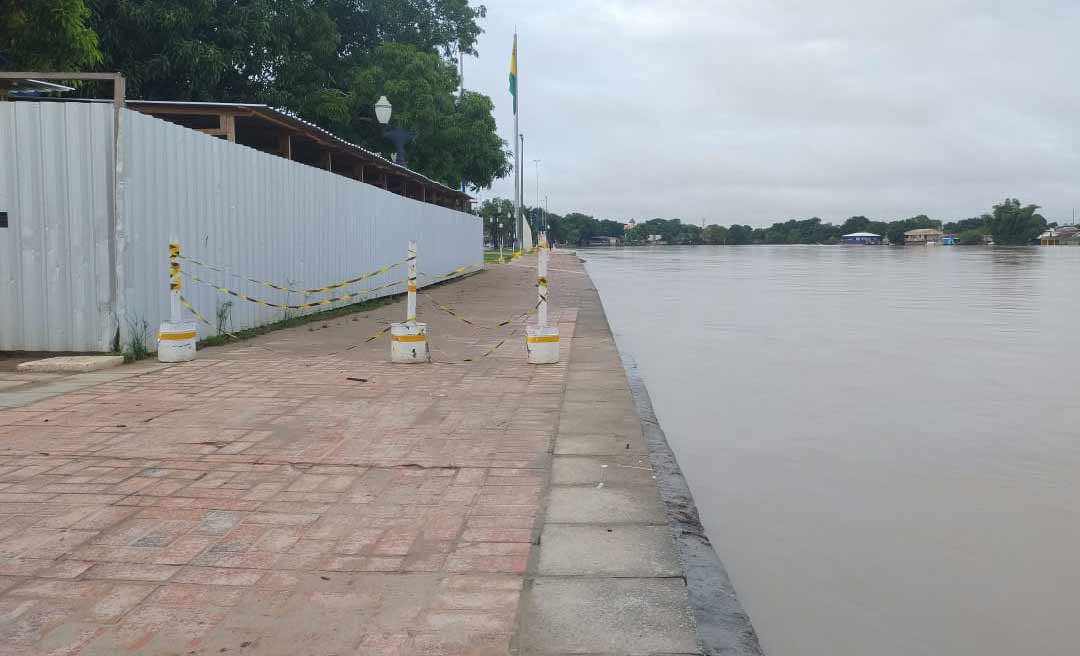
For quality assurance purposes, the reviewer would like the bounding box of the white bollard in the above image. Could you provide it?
[158,238,197,362]
[526,237,560,364]
[390,321,428,363]
[391,240,428,363]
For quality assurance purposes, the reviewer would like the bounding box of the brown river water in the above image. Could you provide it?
[581,245,1080,656]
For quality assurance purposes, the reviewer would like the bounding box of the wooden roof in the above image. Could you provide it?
[126,100,471,209]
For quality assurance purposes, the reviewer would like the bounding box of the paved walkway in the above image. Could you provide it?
[0,253,700,655]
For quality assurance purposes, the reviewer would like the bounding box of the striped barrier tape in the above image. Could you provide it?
[179,295,240,340]
[424,294,541,330]
[418,264,479,284]
[365,325,393,343]
[177,254,403,295]
[182,270,390,310]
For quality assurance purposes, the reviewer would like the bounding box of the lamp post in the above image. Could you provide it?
[375,95,415,168]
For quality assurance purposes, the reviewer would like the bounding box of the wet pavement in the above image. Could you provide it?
[0,253,701,655]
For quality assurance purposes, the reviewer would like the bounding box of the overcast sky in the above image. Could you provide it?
[465,0,1080,226]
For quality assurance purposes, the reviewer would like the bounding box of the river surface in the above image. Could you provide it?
[581,245,1080,656]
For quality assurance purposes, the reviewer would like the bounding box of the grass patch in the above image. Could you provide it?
[122,315,151,363]
[484,250,507,264]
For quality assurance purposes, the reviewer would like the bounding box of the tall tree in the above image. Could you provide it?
[986,198,1046,245]
[0,0,101,69]
[4,0,507,192]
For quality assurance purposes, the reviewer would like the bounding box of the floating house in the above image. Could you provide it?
[841,232,882,245]
[942,234,958,245]
[904,228,943,244]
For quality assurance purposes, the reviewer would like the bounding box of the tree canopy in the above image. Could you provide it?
[0,0,101,69]
[984,198,1047,246]
[478,197,1051,247]
[1,0,508,191]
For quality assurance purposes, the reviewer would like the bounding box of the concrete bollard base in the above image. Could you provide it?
[391,321,428,363]
[157,321,197,363]
[526,325,560,364]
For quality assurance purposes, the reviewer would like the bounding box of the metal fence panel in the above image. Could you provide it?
[0,105,480,352]
[0,102,115,351]
[119,109,481,344]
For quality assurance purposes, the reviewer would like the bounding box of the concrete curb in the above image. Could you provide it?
[616,347,765,656]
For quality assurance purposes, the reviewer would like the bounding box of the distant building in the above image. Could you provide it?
[587,235,622,247]
[1038,226,1080,245]
[904,228,943,244]
[841,232,882,245]
[623,219,637,232]
[942,235,958,245]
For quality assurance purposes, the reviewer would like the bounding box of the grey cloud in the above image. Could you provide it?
[468,0,1080,224]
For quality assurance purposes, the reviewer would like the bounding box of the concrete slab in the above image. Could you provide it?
[554,434,648,455]
[517,577,699,655]
[16,355,125,373]
[546,486,667,524]
[0,391,61,407]
[538,525,682,577]
[551,455,655,486]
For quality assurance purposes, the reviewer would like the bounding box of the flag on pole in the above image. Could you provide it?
[509,34,518,114]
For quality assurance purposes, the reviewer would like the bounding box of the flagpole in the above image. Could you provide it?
[512,32,521,251]
[514,105,520,249]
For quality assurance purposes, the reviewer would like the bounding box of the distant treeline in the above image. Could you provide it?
[479,198,1051,247]
[478,198,623,247]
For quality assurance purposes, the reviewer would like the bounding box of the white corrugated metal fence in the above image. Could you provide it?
[0,105,482,352]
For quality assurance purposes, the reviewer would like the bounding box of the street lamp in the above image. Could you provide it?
[374,95,415,168]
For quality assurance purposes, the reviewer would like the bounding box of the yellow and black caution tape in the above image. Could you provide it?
[182,271,389,310]
[179,295,212,328]
[179,295,239,341]
[423,294,540,330]
[418,264,479,284]
[177,254,403,295]
[364,325,393,343]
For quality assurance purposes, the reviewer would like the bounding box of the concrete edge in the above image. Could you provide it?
[16,355,125,373]
[613,331,765,655]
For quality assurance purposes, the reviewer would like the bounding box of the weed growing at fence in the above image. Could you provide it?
[215,300,234,336]
[123,315,151,362]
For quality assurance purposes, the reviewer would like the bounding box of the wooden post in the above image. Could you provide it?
[382,173,389,190]
[354,164,365,181]
[277,133,292,160]
[320,150,333,171]
[112,74,126,109]
[223,114,236,143]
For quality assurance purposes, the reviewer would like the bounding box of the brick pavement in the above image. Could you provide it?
[0,254,585,656]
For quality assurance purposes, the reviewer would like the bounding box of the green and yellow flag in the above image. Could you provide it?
[509,34,518,114]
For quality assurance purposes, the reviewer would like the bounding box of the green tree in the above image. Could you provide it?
[727,224,754,245]
[986,198,1046,245]
[344,43,509,189]
[0,0,101,69]
[703,224,729,244]
[625,224,648,244]
[957,228,988,245]
[14,0,508,192]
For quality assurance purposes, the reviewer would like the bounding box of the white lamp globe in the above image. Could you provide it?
[374,95,392,125]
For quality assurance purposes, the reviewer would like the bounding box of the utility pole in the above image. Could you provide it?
[533,159,541,209]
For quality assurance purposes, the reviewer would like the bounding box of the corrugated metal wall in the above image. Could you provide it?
[0,102,116,351]
[119,109,481,344]
[0,105,482,351]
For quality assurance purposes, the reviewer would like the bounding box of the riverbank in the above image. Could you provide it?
[0,252,756,655]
